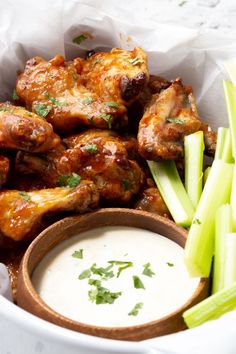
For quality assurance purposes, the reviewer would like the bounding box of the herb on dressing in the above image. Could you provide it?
[58,173,81,188]
[166,117,183,124]
[142,263,155,277]
[128,58,144,66]
[72,249,83,259]
[90,263,114,280]
[35,103,52,118]
[78,269,91,280]
[89,285,122,305]
[166,262,174,267]
[100,113,113,129]
[128,302,143,316]
[133,275,145,289]
[105,101,119,108]
[19,191,31,202]
[108,260,133,277]
[84,144,98,154]
[12,89,19,100]
[73,34,87,45]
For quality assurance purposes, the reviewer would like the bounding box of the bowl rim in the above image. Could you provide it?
[17,208,208,340]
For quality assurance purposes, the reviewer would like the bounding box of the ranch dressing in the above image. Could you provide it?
[32,226,199,327]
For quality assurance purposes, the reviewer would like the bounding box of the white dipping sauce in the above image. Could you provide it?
[32,226,199,327]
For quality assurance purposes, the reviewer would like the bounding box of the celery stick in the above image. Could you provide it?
[223,233,236,288]
[184,160,234,277]
[222,128,234,163]
[224,59,236,86]
[215,127,227,160]
[203,166,211,186]
[230,165,236,228]
[183,281,236,328]
[147,160,195,227]
[184,131,204,208]
[212,204,233,294]
[223,81,236,158]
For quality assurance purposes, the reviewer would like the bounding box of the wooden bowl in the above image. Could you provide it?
[17,208,209,341]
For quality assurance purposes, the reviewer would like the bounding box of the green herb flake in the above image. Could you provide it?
[142,263,155,277]
[100,113,113,129]
[93,58,101,66]
[166,117,184,125]
[179,0,187,6]
[90,263,114,280]
[193,218,201,225]
[89,285,122,305]
[122,179,131,191]
[88,279,101,287]
[128,302,143,316]
[82,97,93,104]
[58,173,81,188]
[43,92,65,108]
[105,101,119,108]
[166,262,174,267]
[73,34,87,45]
[18,191,31,202]
[12,89,19,100]
[84,144,98,154]
[133,275,145,289]
[108,260,133,278]
[72,249,83,259]
[78,269,91,280]
[34,103,52,118]
[128,57,144,66]
[73,73,79,80]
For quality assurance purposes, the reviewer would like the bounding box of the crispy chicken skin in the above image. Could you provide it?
[0,180,99,243]
[0,103,60,152]
[135,187,170,218]
[0,155,10,187]
[16,129,144,203]
[16,49,148,132]
[138,78,202,160]
[201,122,217,157]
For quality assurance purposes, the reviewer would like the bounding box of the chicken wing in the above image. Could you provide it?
[16,129,144,203]
[0,103,60,152]
[0,180,99,243]
[0,155,10,187]
[138,78,202,160]
[16,48,148,132]
[135,187,170,218]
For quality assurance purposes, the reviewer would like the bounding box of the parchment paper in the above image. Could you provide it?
[0,0,236,353]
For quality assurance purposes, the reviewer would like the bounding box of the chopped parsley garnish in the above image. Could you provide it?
[179,0,187,6]
[43,92,65,108]
[73,73,79,80]
[108,260,133,278]
[142,263,155,277]
[128,57,144,66]
[105,101,119,108]
[166,262,174,267]
[12,89,19,100]
[166,117,183,124]
[18,191,31,202]
[193,218,201,225]
[128,302,143,316]
[58,173,81,188]
[72,34,87,45]
[78,269,91,280]
[88,279,101,287]
[122,179,131,191]
[90,263,114,280]
[72,249,83,259]
[89,285,122,305]
[93,58,101,66]
[84,144,98,154]
[82,97,93,104]
[34,103,52,118]
[100,113,113,129]
[133,275,145,289]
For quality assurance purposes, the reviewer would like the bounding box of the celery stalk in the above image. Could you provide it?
[147,160,195,227]
[221,128,233,163]
[184,160,234,277]
[223,81,236,158]
[184,131,204,208]
[230,165,236,228]
[223,233,236,288]
[215,127,227,160]
[224,59,236,86]
[212,204,233,294]
[183,281,236,328]
[203,166,211,186]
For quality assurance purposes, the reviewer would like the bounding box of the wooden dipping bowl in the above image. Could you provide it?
[17,208,209,341]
